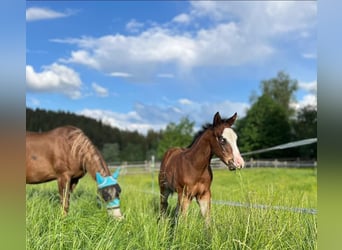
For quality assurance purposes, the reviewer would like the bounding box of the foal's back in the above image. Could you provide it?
[159,146,208,191]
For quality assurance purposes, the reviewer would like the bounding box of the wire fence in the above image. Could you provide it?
[107,138,317,215]
[108,137,317,173]
[108,158,317,175]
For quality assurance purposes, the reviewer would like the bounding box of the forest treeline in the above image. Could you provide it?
[26,72,317,162]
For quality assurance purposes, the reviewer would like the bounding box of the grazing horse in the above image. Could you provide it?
[158,112,244,224]
[26,125,123,218]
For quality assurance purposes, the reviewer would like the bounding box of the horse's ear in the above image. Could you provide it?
[96,172,104,185]
[213,112,222,126]
[226,112,237,126]
[112,167,120,179]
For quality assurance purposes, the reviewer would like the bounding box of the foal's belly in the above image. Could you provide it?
[188,183,210,197]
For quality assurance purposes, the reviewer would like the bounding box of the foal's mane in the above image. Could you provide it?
[187,118,233,148]
[68,127,109,177]
[187,123,213,148]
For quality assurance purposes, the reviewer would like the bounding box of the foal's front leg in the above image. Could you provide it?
[178,191,191,217]
[197,190,211,225]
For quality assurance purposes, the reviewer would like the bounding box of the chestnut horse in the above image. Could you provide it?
[158,112,244,224]
[26,125,123,218]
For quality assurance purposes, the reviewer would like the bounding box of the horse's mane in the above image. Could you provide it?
[187,118,234,148]
[187,123,213,148]
[68,127,109,177]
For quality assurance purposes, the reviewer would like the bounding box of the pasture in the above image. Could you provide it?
[26,167,317,249]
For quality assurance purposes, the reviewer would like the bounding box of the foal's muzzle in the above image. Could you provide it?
[107,206,123,219]
[227,161,237,171]
[106,197,123,220]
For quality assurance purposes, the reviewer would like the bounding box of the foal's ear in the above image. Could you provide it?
[226,112,238,126]
[213,112,222,126]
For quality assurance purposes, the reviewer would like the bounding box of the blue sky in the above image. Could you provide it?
[26,1,317,134]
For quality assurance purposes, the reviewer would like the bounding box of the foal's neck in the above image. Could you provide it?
[186,129,213,170]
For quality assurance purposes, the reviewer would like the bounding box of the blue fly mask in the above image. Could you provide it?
[96,168,123,218]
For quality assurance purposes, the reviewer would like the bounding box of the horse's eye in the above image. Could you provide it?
[218,136,226,145]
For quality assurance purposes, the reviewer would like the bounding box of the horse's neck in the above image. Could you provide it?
[186,130,213,170]
[84,153,110,179]
[70,129,111,179]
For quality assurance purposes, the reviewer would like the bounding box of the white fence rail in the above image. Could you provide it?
[108,158,316,174]
[108,138,317,173]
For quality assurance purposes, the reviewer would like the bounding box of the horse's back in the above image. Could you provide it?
[160,147,184,171]
[26,126,78,184]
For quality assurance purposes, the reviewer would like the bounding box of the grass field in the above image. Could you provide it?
[26,168,317,249]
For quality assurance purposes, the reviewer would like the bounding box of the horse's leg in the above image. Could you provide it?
[70,178,79,193]
[196,190,211,225]
[178,191,191,217]
[57,174,71,215]
[159,185,170,216]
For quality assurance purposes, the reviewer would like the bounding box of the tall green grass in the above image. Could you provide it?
[26,168,317,249]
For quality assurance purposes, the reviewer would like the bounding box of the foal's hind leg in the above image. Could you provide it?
[159,186,171,216]
[57,174,71,215]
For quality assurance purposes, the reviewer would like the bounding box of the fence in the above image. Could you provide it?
[108,137,317,173]
[108,158,316,174]
[107,138,317,215]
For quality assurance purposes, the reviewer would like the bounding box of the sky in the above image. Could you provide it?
[26,1,317,134]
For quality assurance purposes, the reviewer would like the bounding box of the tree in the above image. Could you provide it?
[260,71,298,117]
[102,143,120,163]
[236,94,291,158]
[157,117,195,160]
[145,129,162,160]
[236,71,297,159]
[292,105,317,159]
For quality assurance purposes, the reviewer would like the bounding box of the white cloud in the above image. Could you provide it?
[26,63,82,99]
[79,108,164,135]
[26,97,40,108]
[178,98,193,105]
[172,13,191,24]
[52,2,315,82]
[291,94,317,111]
[55,24,272,80]
[190,1,316,35]
[299,94,317,108]
[92,83,108,97]
[157,73,174,78]
[109,72,133,78]
[302,53,316,59]
[78,98,249,134]
[59,50,100,69]
[292,80,317,110]
[26,7,73,22]
[126,19,144,33]
[299,80,317,94]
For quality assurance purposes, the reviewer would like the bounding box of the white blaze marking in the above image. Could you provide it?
[222,128,244,167]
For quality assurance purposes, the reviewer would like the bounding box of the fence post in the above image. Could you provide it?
[151,155,155,193]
